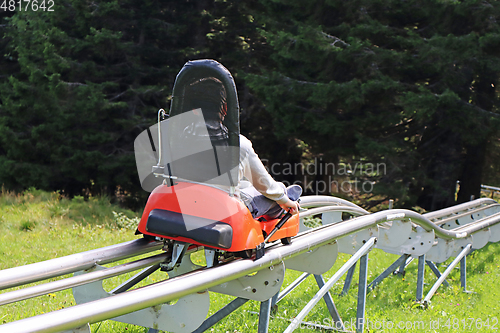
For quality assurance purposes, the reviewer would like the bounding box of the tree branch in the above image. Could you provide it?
[320,32,350,48]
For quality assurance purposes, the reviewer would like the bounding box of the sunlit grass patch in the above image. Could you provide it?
[1,189,499,332]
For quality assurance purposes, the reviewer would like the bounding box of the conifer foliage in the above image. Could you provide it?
[0,0,499,210]
[244,0,500,210]
[0,0,214,198]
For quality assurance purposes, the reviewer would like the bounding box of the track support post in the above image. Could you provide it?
[258,298,272,333]
[425,261,450,287]
[423,244,472,306]
[282,237,376,333]
[340,262,356,296]
[416,254,425,302]
[395,255,413,276]
[356,254,369,333]
[367,253,409,294]
[314,274,344,330]
[460,253,470,293]
[193,297,249,333]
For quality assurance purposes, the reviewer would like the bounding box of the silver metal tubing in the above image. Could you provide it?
[283,237,376,333]
[0,213,393,333]
[434,204,500,227]
[314,274,344,330]
[299,195,370,213]
[110,264,161,295]
[423,244,472,304]
[300,205,369,218]
[481,184,500,192]
[0,238,162,291]
[2,203,497,332]
[424,198,497,221]
[0,253,169,306]
[451,211,500,234]
[370,208,497,240]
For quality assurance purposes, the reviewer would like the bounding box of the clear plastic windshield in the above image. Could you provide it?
[134,109,239,192]
[135,62,240,193]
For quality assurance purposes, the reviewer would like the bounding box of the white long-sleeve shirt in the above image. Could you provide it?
[238,135,288,204]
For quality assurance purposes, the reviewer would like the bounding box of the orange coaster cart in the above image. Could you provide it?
[134,59,299,267]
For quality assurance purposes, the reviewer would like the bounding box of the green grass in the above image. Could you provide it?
[1,189,499,332]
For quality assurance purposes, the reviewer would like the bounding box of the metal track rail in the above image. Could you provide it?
[0,253,170,306]
[0,209,429,333]
[1,197,500,333]
[0,238,163,291]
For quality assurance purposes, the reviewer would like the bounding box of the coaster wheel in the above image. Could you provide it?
[235,249,253,259]
[281,237,292,245]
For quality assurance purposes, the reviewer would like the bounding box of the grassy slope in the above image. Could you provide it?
[0,189,499,332]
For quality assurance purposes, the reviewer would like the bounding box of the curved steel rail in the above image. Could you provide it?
[424,198,498,221]
[2,197,500,332]
[299,195,370,214]
[0,210,389,332]
[0,238,162,291]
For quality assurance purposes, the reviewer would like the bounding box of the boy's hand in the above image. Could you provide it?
[280,198,300,215]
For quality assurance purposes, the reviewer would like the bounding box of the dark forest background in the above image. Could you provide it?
[1,0,499,211]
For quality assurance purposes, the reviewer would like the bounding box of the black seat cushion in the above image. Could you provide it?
[146,209,233,249]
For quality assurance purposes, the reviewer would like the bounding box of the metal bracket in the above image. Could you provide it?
[337,226,378,255]
[321,211,343,225]
[451,237,473,257]
[469,228,491,250]
[378,226,434,256]
[72,264,210,333]
[204,248,217,268]
[376,219,412,248]
[168,252,285,302]
[489,222,500,242]
[284,241,338,275]
[210,262,285,301]
[426,238,455,263]
[161,242,188,271]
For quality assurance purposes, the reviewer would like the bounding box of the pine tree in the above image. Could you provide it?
[243,0,500,209]
[0,0,222,203]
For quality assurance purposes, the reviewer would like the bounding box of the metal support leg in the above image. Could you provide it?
[314,274,344,331]
[111,264,162,333]
[356,254,369,333]
[258,298,272,333]
[270,291,279,312]
[395,256,413,276]
[416,255,425,301]
[193,298,249,333]
[283,238,376,333]
[341,262,356,296]
[368,254,409,293]
[461,254,468,292]
[110,264,160,294]
[423,244,472,305]
[426,261,449,287]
